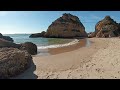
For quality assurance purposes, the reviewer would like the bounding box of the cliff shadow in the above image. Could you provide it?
[12,59,38,79]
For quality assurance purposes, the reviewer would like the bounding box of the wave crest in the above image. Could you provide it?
[37,39,79,49]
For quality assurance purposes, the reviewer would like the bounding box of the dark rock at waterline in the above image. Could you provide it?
[0,47,32,79]
[0,33,13,42]
[29,33,41,38]
[20,42,37,55]
[95,16,120,38]
[0,38,37,55]
[29,31,46,38]
[2,36,14,42]
[0,38,20,48]
[0,33,14,42]
[0,33,3,38]
[45,13,88,38]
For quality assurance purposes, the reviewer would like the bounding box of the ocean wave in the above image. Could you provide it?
[37,39,79,49]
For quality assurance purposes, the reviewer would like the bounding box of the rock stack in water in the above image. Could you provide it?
[95,16,120,38]
[29,31,46,38]
[45,13,88,38]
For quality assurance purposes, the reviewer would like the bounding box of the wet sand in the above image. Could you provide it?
[48,39,86,55]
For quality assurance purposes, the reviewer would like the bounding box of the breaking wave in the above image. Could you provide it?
[37,39,79,49]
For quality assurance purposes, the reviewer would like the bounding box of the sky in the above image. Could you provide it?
[0,11,120,34]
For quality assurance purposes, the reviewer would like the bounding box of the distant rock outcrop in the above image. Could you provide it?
[0,33,14,42]
[95,16,120,38]
[29,31,46,38]
[0,48,32,79]
[0,33,3,38]
[20,42,37,55]
[88,32,95,38]
[45,13,88,38]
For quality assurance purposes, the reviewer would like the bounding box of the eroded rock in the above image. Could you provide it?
[45,13,88,38]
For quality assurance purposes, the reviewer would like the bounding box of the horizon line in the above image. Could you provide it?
[2,31,91,34]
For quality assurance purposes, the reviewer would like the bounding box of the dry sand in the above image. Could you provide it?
[13,38,120,79]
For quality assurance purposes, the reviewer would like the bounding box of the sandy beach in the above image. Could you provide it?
[13,38,120,79]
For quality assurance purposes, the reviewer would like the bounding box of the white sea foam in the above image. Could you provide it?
[37,39,79,49]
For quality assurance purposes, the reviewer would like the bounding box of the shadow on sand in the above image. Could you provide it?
[12,59,38,79]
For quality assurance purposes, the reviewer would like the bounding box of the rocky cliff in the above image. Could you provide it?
[45,13,88,38]
[95,16,120,38]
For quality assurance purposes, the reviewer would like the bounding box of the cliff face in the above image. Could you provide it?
[95,16,120,38]
[45,13,88,38]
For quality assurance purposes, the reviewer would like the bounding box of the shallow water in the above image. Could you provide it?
[4,34,74,47]
[4,34,91,56]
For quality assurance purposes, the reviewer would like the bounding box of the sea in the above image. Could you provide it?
[3,34,92,56]
[4,34,79,50]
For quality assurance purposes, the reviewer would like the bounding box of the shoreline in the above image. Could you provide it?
[34,38,90,56]
[14,38,120,79]
[35,38,87,56]
[48,38,88,55]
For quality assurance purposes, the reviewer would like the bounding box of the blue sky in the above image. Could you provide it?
[0,11,120,34]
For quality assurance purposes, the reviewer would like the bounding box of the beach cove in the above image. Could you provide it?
[12,38,120,79]
[1,12,120,79]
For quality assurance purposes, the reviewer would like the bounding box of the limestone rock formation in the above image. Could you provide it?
[45,13,88,38]
[0,33,14,42]
[0,48,32,79]
[95,16,120,38]
[29,31,46,38]
[20,42,37,55]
